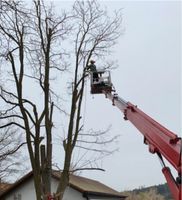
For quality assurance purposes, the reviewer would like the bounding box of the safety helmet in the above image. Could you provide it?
[90,60,95,64]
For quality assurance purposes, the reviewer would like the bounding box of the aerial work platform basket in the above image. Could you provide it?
[90,70,113,94]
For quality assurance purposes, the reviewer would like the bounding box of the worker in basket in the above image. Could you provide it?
[86,60,99,82]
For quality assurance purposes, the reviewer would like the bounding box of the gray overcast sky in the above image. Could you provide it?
[23,0,181,192]
[72,0,181,191]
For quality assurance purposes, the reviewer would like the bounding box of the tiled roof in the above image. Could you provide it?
[0,182,12,194]
[53,171,125,198]
[0,171,126,199]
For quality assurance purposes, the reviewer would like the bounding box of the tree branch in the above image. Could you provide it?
[0,122,25,130]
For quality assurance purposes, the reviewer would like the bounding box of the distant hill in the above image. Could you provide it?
[133,183,173,199]
[121,183,173,200]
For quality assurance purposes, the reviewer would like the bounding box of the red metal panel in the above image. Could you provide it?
[126,102,181,173]
[162,167,180,200]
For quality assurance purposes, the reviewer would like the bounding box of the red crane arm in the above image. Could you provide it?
[126,102,181,171]
[103,91,181,200]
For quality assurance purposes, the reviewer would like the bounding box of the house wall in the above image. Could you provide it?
[3,178,36,200]
[51,179,85,200]
[2,177,86,200]
[63,187,85,200]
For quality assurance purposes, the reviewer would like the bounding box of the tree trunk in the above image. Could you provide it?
[56,144,72,200]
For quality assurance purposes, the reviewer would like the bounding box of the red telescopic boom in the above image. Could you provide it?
[89,70,181,199]
[102,91,181,200]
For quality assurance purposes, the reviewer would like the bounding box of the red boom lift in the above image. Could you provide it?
[90,70,181,200]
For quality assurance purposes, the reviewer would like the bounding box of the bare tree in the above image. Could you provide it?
[0,0,122,199]
[0,126,24,181]
[56,1,122,199]
[0,0,70,199]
